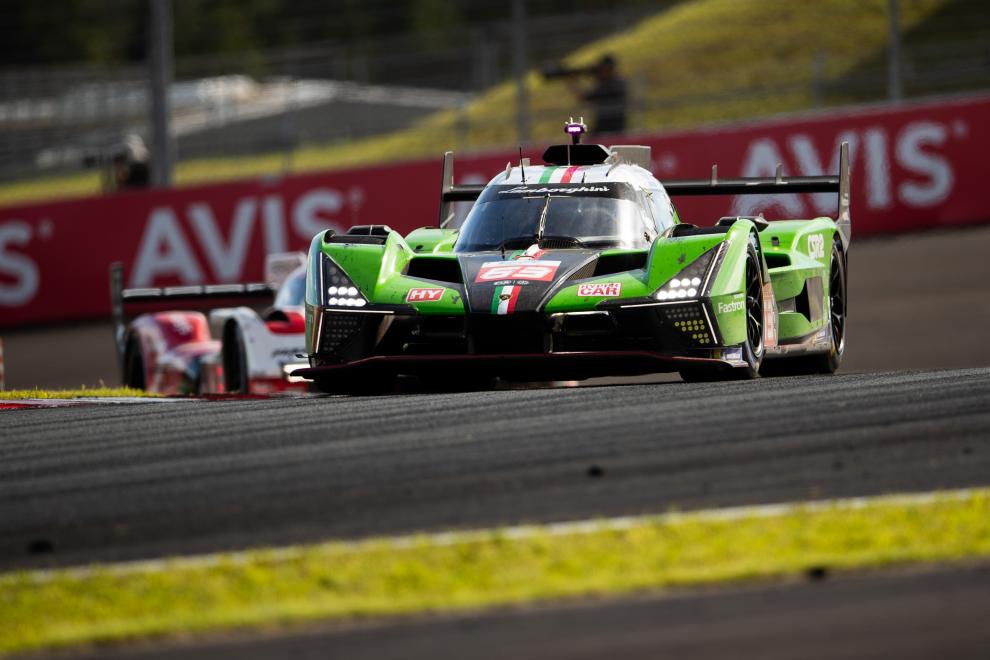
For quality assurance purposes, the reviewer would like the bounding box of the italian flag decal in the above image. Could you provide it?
[491,284,521,315]
[538,165,583,183]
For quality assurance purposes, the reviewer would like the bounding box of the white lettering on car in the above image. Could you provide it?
[476,261,561,282]
[577,282,622,297]
[406,288,445,302]
[499,185,609,195]
[807,234,825,260]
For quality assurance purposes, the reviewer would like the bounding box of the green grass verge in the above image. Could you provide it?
[0,386,156,400]
[0,0,951,209]
[2,490,988,655]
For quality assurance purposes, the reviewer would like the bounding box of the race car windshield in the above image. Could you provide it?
[274,269,306,308]
[454,183,653,252]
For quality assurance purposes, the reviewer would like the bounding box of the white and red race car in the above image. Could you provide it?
[110,253,309,395]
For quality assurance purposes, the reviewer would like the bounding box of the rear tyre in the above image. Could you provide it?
[122,338,146,390]
[222,323,249,393]
[679,243,764,382]
[761,239,846,377]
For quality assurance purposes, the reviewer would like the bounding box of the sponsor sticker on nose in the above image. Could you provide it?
[406,287,445,302]
[577,283,622,297]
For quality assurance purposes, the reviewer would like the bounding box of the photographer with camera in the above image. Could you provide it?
[543,54,627,135]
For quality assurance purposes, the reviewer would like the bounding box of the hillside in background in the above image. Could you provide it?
[0,0,977,207]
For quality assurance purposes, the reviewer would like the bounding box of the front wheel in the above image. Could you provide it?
[680,243,764,382]
[122,338,146,390]
[222,323,249,393]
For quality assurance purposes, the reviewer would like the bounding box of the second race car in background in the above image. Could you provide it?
[110,253,309,395]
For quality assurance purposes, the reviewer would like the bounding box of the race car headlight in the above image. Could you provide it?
[654,246,720,301]
[320,254,368,308]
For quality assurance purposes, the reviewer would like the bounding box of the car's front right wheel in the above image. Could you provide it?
[680,243,764,382]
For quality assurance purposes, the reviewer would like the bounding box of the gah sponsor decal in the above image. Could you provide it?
[475,261,561,283]
[717,299,745,314]
[577,282,622,297]
[406,287,445,302]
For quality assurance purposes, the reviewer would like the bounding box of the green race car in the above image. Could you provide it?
[295,121,850,392]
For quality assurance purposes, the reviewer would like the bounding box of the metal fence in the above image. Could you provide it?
[0,1,987,186]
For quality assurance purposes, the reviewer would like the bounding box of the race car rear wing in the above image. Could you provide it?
[663,142,851,249]
[109,261,274,369]
[436,142,851,248]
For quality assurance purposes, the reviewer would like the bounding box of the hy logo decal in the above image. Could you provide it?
[406,287,445,303]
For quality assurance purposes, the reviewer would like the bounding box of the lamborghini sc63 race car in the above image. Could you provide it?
[295,121,850,392]
[110,253,309,395]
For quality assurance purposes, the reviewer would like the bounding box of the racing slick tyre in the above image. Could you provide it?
[222,322,250,393]
[122,338,146,390]
[760,239,846,377]
[679,243,764,382]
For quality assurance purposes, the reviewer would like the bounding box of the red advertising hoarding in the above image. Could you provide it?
[1,93,988,328]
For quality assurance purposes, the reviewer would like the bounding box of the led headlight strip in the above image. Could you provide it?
[653,245,721,301]
[321,254,368,308]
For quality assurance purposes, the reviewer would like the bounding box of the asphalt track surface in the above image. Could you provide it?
[2,368,988,574]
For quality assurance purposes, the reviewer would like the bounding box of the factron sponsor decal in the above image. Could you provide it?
[577,282,622,297]
[406,287,445,302]
[717,299,745,314]
[475,261,561,283]
[491,284,521,315]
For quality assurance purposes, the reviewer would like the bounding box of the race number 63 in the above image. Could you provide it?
[475,261,562,282]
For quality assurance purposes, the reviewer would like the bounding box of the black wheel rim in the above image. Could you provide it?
[745,252,764,356]
[829,248,846,352]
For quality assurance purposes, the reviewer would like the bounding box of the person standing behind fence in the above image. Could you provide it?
[570,54,628,136]
[111,134,151,190]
